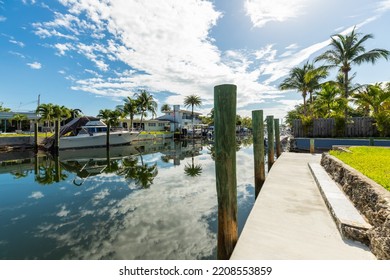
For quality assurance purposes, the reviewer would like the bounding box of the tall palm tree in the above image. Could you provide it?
[184,94,202,137]
[279,62,313,115]
[315,27,389,118]
[160,103,171,114]
[117,96,139,131]
[97,109,121,149]
[36,103,55,133]
[133,90,157,131]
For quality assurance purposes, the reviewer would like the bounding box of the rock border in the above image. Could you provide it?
[321,153,390,259]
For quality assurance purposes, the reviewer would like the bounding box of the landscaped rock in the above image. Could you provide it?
[321,153,390,260]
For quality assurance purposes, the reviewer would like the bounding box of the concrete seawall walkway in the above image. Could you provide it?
[230,152,375,260]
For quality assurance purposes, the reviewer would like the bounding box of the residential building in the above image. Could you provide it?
[156,105,202,132]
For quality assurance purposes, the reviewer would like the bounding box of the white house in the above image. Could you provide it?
[156,105,202,132]
[121,118,170,132]
[0,111,40,133]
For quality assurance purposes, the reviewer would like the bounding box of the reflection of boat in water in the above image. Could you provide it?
[59,120,140,149]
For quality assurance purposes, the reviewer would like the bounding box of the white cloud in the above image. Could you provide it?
[29,191,44,199]
[57,205,70,217]
[0,16,6,22]
[254,44,277,61]
[27,61,42,69]
[377,0,390,12]
[9,39,25,47]
[244,0,309,28]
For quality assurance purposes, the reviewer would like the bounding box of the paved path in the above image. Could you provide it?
[230,152,375,260]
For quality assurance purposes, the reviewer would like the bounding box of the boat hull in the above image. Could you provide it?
[59,131,139,149]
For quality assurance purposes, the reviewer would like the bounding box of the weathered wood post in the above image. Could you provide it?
[214,84,238,260]
[54,119,60,155]
[267,115,275,170]
[54,154,61,182]
[34,153,39,176]
[252,110,265,197]
[310,138,315,154]
[274,118,281,158]
[106,123,111,150]
[34,121,39,153]
[369,137,374,146]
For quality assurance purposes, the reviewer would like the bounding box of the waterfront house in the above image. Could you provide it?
[155,105,202,132]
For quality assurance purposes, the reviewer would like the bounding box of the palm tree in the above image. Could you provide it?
[315,27,389,119]
[353,83,390,115]
[160,103,171,114]
[116,97,139,131]
[12,114,28,131]
[184,94,202,137]
[70,108,83,119]
[279,62,315,116]
[36,103,55,133]
[133,90,157,131]
[97,109,121,149]
[313,82,340,118]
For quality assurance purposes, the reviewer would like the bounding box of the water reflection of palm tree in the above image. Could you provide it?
[35,156,67,185]
[117,155,139,180]
[135,163,158,188]
[184,156,202,177]
[117,148,158,189]
[184,140,203,177]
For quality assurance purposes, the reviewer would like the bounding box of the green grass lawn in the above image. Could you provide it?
[330,147,390,191]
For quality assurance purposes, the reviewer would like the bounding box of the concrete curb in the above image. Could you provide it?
[308,162,372,245]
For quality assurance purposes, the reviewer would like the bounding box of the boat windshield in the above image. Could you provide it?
[78,126,107,135]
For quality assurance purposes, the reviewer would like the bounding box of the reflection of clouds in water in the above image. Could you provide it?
[31,144,255,260]
[57,205,70,217]
[11,214,27,222]
[28,191,44,199]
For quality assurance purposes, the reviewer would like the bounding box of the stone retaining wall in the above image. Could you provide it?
[321,153,390,259]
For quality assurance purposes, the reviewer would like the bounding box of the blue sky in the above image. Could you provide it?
[1,0,390,121]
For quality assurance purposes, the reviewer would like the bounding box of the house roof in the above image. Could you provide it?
[0,111,39,120]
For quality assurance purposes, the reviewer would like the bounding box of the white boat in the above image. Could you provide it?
[59,120,140,149]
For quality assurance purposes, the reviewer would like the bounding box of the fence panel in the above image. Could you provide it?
[292,117,378,137]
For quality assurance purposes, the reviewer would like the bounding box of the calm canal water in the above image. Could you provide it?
[0,138,257,260]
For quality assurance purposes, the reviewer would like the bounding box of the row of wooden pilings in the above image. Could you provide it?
[214,84,282,260]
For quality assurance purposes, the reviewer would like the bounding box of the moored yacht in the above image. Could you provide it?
[59,120,140,149]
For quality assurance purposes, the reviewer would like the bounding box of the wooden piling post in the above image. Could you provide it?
[34,121,39,153]
[54,154,61,182]
[252,110,265,197]
[214,84,238,260]
[54,119,60,155]
[267,115,275,170]
[310,138,315,154]
[34,153,39,176]
[369,137,374,146]
[274,118,281,158]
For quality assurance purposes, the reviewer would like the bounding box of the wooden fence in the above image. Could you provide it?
[292,117,378,137]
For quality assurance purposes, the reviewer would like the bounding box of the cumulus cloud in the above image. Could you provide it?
[27,61,42,69]
[244,0,309,27]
